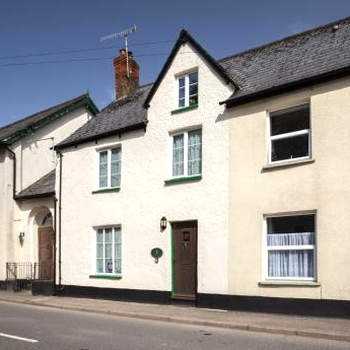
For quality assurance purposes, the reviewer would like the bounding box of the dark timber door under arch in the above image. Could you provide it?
[172,221,198,300]
[38,227,54,280]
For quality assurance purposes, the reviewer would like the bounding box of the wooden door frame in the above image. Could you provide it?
[171,220,198,300]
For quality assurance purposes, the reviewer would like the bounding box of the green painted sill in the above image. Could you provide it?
[171,104,198,115]
[92,187,120,194]
[164,174,202,184]
[89,275,122,280]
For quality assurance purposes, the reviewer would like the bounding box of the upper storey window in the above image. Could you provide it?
[99,148,121,189]
[178,71,198,108]
[268,104,310,164]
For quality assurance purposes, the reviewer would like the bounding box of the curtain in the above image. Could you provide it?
[188,130,202,175]
[114,228,122,274]
[111,148,121,187]
[267,232,314,278]
[173,135,184,176]
[99,151,108,188]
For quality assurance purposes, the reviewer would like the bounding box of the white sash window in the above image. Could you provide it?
[177,71,198,108]
[268,104,311,164]
[98,148,121,189]
[96,227,122,275]
[171,129,202,177]
[264,214,316,280]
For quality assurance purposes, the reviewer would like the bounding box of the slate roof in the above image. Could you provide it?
[0,94,99,144]
[16,170,55,200]
[55,84,152,149]
[219,16,350,106]
[56,16,350,149]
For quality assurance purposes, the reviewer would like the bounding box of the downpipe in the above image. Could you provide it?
[57,151,64,293]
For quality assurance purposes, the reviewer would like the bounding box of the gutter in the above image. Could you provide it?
[15,192,55,201]
[220,65,350,108]
[0,142,16,199]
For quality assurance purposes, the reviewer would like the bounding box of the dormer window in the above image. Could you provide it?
[178,71,198,108]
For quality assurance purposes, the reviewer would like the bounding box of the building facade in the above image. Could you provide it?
[2,16,350,317]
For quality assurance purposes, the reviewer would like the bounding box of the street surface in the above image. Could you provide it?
[0,301,349,349]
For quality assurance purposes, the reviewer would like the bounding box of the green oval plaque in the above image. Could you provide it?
[151,248,163,263]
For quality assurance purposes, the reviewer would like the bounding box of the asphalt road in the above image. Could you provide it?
[0,301,349,350]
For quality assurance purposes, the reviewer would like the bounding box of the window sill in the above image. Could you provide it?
[171,104,198,115]
[262,158,315,172]
[89,274,122,280]
[92,187,120,194]
[164,174,202,184]
[258,281,320,287]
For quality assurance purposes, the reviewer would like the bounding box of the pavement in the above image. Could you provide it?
[0,290,349,343]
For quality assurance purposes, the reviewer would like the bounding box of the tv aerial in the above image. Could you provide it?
[100,25,137,77]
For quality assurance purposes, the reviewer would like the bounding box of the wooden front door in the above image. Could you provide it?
[173,221,197,300]
[38,227,54,280]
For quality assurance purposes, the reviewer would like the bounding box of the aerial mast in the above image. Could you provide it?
[100,24,137,78]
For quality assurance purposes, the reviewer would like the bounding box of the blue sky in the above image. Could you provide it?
[0,0,349,127]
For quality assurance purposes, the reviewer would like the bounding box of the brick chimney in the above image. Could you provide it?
[113,49,139,99]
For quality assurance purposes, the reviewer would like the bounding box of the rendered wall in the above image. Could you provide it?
[59,42,233,294]
[0,107,94,281]
[227,76,350,301]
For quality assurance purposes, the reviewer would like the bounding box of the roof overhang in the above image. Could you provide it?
[220,65,350,108]
[2,95,99,145]
[54,120,148,151]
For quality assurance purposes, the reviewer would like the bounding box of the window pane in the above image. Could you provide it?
[179,87,185,99]
[105,259,113,273]
[270,104,309,136]
[97,229,103,243]
[99,151,108,188]
[267,215,315,235]
[189,72,198,84]
[179,98,185,107]
[105,244,112,259]
[173,134,184,176]
[179,77,185,87]
[271,134,309,162]
[268,250,314,278]
[111,148,121,187]
[189,84,198,97]
[114,228,122,274]
[114,228,122,244]
[114,259,121,274]
[267,232,314,246]
[189,95,198,106]
[105,228,112,242]
[96,259,104,273]
[96,244,103,258]
[188,130,202,175]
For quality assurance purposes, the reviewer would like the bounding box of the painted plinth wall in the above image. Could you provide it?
[227,76,350,302]
[58,42,233,295]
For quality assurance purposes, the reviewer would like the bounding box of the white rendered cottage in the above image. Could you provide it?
[0,95,98,291]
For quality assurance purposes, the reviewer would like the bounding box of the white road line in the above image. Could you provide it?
[0,332,39,343]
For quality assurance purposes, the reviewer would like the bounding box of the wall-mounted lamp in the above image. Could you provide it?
[19,232,25,246]
[160,217,167,231]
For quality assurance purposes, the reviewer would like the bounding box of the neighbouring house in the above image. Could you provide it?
[2,15,350,318]
[0,95,98,291]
